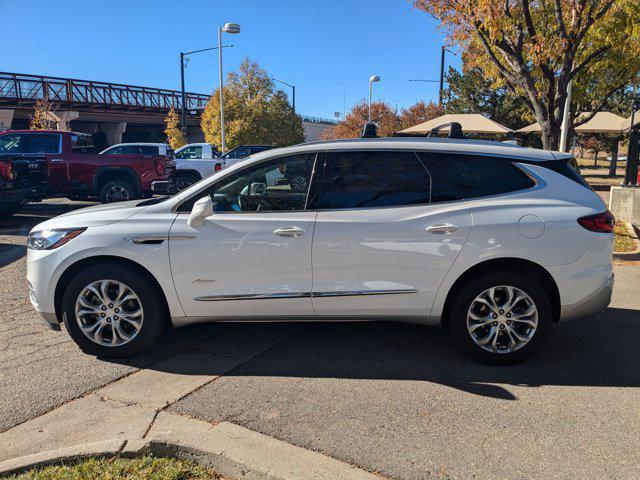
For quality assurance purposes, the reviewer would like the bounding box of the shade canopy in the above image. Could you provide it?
[516,111,626,134]
[621,110,640,131]
[399,113,512,135]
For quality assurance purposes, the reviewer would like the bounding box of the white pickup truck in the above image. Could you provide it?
[173,143,223,191]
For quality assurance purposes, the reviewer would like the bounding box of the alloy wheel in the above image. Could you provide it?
[74,279,144,347]
[466,285,538,353]
[105,185,130,202]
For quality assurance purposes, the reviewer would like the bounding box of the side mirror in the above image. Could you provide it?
[187,196,214,227]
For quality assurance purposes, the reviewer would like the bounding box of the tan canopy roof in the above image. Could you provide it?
[517,111,626,134]
[621,110,640,131]
[399,113,512,135]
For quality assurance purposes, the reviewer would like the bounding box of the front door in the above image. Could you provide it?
[310,150,472,317]
[169,152,318,318]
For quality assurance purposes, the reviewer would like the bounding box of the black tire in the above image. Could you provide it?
[99,180,135,203]
[448,271,552,364]
[288,173,308,193]
[61,263,167,358]
[174,172,201,192]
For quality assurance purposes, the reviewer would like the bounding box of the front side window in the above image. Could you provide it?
[176,146,203,159]
[317,151,431,209]
[179,153,316,213]
[71,134,95,154]
[431,153,536,199]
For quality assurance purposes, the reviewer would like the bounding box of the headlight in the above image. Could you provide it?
[27,228,86,250]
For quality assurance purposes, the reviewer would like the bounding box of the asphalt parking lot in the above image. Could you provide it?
[1,200,639,480]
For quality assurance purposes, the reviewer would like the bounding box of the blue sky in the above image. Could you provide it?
[0,0,460,119]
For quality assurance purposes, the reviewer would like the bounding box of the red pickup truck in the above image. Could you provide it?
[0,130,175,204]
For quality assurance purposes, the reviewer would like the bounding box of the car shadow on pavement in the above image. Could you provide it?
[0,243,26,268]
[109,306,640,401]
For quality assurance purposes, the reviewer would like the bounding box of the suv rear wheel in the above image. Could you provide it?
[448,271,552,364]
[100,180,135,203]
[61,264,167,358]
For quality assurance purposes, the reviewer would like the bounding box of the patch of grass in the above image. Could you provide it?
[3,455,226,480]
[614,221,637,253]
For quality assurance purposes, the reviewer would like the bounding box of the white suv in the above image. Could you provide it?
[26,137,614,363]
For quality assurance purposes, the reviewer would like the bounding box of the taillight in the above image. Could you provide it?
[215,162,222,172]
[578,210,615,233]
[154,158,165,175]
[0,162,15,181]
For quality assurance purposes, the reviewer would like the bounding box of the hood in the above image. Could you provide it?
[32,200,146,231]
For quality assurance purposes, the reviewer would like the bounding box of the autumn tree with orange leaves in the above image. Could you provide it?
[321,100,401,140]
[413,0,640,150]
[399,101,444,130]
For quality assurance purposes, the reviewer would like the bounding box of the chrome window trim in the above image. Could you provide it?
[194,289,419,302]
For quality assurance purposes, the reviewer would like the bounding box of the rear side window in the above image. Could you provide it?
[140,146,160,155]
[317,151,431,209]
[538,157,592,190]
[27,134,61,154]
[432,153,536,199]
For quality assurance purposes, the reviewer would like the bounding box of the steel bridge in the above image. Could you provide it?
[0,72,210,113]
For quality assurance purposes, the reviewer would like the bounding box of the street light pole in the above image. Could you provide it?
[439,46,446,105]
[368,75,380,122]
[179,44,234,136]
[180,52,187,135]
[272,78,296,112]
[218,22,240,154]
[335,82,346,119]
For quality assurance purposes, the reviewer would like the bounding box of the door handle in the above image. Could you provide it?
[50,158,65,163]
[426,223,458,234]
[273,226,305,237]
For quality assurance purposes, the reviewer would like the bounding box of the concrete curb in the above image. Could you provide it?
[0,413,383,479]
[0,439,127,476]
[613,222,640,261]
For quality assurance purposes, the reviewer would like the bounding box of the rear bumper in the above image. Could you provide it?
[559,273,614,322]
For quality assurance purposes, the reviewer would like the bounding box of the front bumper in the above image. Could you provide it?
[558,273,614,322]
[151,180,171,192]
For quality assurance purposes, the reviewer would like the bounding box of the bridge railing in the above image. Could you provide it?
[0,72,210,112]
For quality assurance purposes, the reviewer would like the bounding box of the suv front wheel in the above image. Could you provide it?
[448,271,552,364]
[61,264,167,358]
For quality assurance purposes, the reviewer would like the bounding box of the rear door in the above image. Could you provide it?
[26,133,66,193]
[310,150,472,317]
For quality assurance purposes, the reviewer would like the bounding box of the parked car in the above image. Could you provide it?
[221,145,276,167]
[0,133,50,215]
[605,155,627,162]
[0,131,175,203]
[100,143,173,157]
[173,143,223,191]
[26,136,613,363]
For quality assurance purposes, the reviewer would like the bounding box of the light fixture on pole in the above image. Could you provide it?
[180,44,234,136]
[218,22,241,154]
[272,78,296,112]
[368,75,380,122]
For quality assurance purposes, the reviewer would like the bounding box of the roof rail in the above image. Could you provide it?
[428,122,465,139]
[394,122,466,139]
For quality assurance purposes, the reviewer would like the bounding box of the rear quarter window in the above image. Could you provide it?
[432,153,536,199]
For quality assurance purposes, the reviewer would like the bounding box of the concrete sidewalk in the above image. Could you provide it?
[0,323,381,479]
